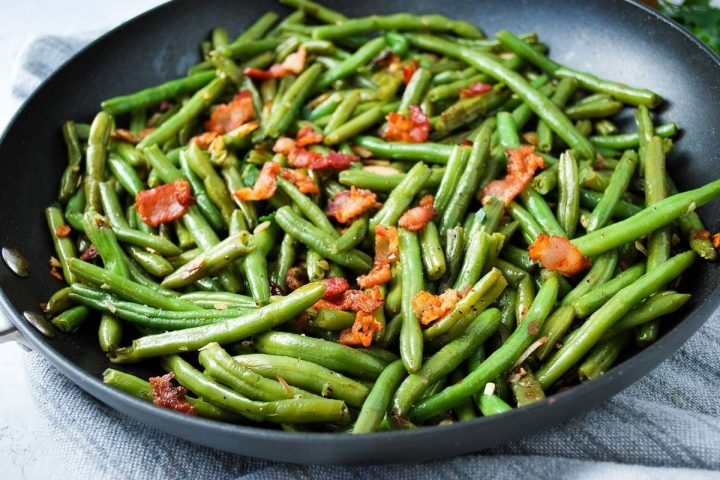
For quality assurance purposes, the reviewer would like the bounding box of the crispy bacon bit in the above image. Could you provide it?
[110,128,155,144]
[80,246,98,261]
[205,91,255,134]
[374,50,400,67]
[357,226,399,289]
[286,266,308,292]
[460,139,473,146]
[326,187,381,223]
[55,225,71,238]
[401,60,419,84]
[234,162,280,201]
[382,105,430,143]
[149,372,196,415]
[286,148,357,171]
[49,267,64,281]
[398,194,436,231]
[273,137,297,155]
[296,125,324,147]
[713,233,720,249]
[244,46,307,79]
[190,131,219,149]
[482,145,546,205]
[313,286,384,314]
[280,168,319,195]
[323,277,350,299]
[135,179,195,227]
[693,229,711,240]
[460,82,493,98]
[339,311,383,347]
[412,289,461,325]
[528,234,591,276]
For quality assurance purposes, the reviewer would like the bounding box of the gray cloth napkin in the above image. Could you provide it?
[10,34,720,479]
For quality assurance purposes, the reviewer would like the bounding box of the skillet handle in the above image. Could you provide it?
[0,314,24,346]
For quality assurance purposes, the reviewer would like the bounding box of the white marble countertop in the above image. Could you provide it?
[0,2,164,477]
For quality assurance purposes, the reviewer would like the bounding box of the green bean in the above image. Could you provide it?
[537,78,578,152]
[353,359,406,433]
[537,251,694,388]
[561,250,619,307]
[280,0,346,25]
[44,287,75,315]
[199,343,320,402]
[163,355,349,424]
[583,150,638,232]
[420,222,446,281]
[101,71,216,115]
[407,34,595,159]
[46,205,78,284]
[161,231,254,288]
[254,331,387,379]
[181,149,227,230]
[440,226,464,290]
[507,201,543,245]
[335,217,368,252]
[115,141,145,168]
[138,77,228,148]
[509,366,545,407]
[496,111,520,150]
[277,177,336,235]
[370,162,431,229]
[241,223,276,305]
[58,121,83,203]
[324,106,385,145]
[306,249,326,282]
[317,37,386,89]
[275,206,372,271]
[218,38,282,60]
[271,233,296,292]
[515,273,535,325]
[393,308,501,418]
[109,281,325,362]
[572,178,720,257]
[399,68,433,112]
[51,305,91,333]
[493,259,528,289]
[103,368,240,421]
[436,86,511,132]
[479,386,512,416]
[354,135,453,164]
[453,230,492,290]
[411,274,558,422]
[535,305,576,361]
[312,308,356,331]
[264,63,324,138]
[577,333,631,381]
[338,167,444,192]
[316,13,483,40]
[310,92,342,121]
[499,244,536,272]
[64,187,86,231]
[84,112,112,212]
[601,290,690,341]
[81,211,130,280]
[578,188,642,219]
[398,228,424,373]
[671,181,718,261]
[555,67,662,108]
[107,155,143,198]
[180,291,255,309]
[556,150,580,237]
[572,263,645,318]
[324,90,361,134]
[531,163,559,195]
[427,73,489,102]
[440,121,493,236]
[426,268,506,341]
[589,123,677,150]
[565,98,623,120]
[434,145,470,216]
[520,188,566,237]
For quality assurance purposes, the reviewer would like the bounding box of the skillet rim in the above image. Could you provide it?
[1,0,719,463]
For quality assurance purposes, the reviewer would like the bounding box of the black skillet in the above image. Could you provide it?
[1,0,719,465]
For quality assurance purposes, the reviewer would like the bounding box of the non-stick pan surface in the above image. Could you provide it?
[1,0,719,464]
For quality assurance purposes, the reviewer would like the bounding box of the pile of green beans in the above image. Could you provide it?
[43,0,718,432]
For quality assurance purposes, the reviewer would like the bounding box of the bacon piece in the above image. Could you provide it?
[205,91,255,134]
[295,125,324,147]
[134,179,195,227]
[339,311,383,347]
[79,246,98,262]
[322,277,350,299]
[244,46,307,79]
[373,50,400,67]
[286,266,308,292]
[356,226,399,289]
[280,168,319,195]
[459,82,492,98]
[149,372,196,415]
[234,162,280,201]
[312,286,384,313]
[382,105,430,143]
[482,145,546,206]
[713,233,720,249]
[190,131,219,149]
[398,194,436,231]
[273,137,297,155]
[412,289,461,325]
[326,187,380,224]
[693,229,711,240]
[287,148,322,168]
[49,267,64,281]
[110,128,155,144]
[55,225,71,238]
[401,60,419,84]
[528,234,591,276]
